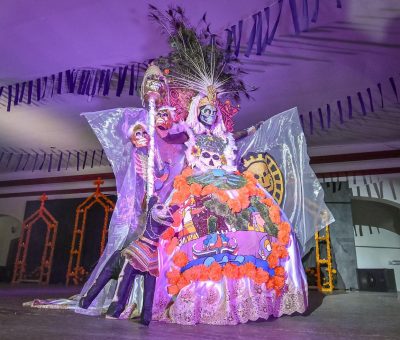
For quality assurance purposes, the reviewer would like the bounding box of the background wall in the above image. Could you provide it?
[354,226,400,291]
[322,182,359,290]
[0,215,22,266]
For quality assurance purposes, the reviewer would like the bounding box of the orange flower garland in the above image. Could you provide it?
[269,204,281,224]
[166,168,292,296]
[208,262,223,281]
[166,261,274,294]
[172,251,188,267]
[190,183,203,196]
[171,168,269,214]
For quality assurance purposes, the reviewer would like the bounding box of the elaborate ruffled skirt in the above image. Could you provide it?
[153,168,308,325]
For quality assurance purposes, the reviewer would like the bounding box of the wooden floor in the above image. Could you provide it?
[0,284,399,340]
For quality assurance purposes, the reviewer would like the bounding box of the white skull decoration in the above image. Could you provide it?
[155,107,174,130]
[191,135,227,170]
[141,64,167,106]
[199,150,223,169]
[129,124,150,148]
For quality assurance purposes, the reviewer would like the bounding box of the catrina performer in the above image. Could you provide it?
[152,90,307,325]
[141,7,308,325]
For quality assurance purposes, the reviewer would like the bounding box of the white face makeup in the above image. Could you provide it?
[198,104,217,126]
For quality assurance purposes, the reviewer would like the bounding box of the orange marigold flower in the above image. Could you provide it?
[273,276,285,290]
[241,262,257,279]
[182,268,193,281]
[172,210,183,227]
[255,188,266,198]
[227,199,242,213]
[269,205,281,224]
[189,266,202,281]
[237,186,249,196]
[262,198,273,207]
[160,227,175,241]
[280,246,289,259]
[274,266,286,277]
[267,253,279,268]
[215,190,229,203]
[239,196,250,210]
[223,263,240,279]
[173,251,189,268]
[208,262,223,282]
[181,167,194,178]
[166,237,179,255]
[272,243,289,259]
[266,280,275,290]
[180,184,191,196]
[254,267,270,285]
[279,221,291,233]
[166,268,181,285]
[238,265,247,278]
[197,265,209,281]
[167,284,180,295]
[243,171,256,181]
[278,230,290,246]
[171,190,189,205]
[201,184,217,196]
[245,183,257,196]
[177,276,190,290]
[174,175,187,187]
[190,183,203,196]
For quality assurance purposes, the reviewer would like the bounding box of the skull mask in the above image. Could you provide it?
[155,108,173,130]
[151,202,173,226]
[143,74,167,105]
[198,104,217,127]
[130,124,150,148]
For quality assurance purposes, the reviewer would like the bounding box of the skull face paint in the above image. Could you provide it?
[198,104,217,127]
[130,124,150,148]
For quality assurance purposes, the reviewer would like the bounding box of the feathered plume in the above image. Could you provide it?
[148,5,255,102]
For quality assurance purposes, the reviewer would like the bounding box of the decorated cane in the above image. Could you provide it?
[140,64,167,201]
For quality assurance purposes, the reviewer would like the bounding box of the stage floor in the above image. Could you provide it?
[0,284,399,340]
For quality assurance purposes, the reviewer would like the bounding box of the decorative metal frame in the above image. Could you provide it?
[66,178,115,285]
[12,193,58,284]
[315,225,334,293]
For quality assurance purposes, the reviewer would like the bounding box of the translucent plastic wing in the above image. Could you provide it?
[236,107,334,254]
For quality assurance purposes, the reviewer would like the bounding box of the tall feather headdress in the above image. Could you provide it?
[148,5,254,103]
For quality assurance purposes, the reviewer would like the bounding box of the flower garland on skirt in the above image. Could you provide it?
[161,168,292,296]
